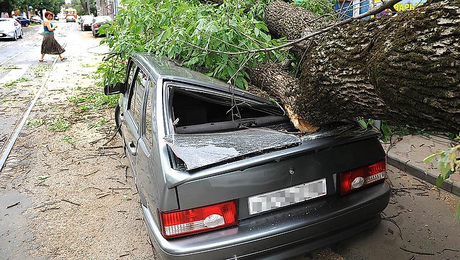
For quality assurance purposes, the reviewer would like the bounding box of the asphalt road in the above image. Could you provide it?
[1,21,460,260]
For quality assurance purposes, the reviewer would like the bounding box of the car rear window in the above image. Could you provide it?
[169,86,292,134]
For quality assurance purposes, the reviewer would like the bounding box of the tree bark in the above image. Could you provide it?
[80,0,89,13]
[254,0,460,133]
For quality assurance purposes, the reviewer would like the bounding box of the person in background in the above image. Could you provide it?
[39,11,66,62]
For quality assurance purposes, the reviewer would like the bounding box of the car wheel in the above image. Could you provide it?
[146,233,159,259]
[13,32,18,41]
[92,30,96,37]
[19,30,23,38]
[115,104,123,136]
[25,23,29,27]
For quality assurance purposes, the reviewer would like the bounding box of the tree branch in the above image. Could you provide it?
[178,0,402,56]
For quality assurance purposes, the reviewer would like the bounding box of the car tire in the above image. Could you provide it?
[19,30,23,38]
[25,23,29,27]
[92,30,96,37]
[146,233,159,259]
[115,104,123,136]
[13,32,18,41]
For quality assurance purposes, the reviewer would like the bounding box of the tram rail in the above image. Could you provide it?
[0,56,58,171]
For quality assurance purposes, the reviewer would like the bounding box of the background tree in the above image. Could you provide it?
[72,0,96,15]
[28,0,65,14]
[1,0,63,17]
[0,0,17,14]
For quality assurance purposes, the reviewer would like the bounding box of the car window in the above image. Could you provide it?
[126,60,137,90]
[129,68,148,129]
[144,81,155,147]
[169,85,288,134]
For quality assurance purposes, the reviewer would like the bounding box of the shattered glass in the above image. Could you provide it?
[164,128,302,171]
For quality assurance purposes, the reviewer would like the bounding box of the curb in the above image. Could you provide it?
[387,153,460,197]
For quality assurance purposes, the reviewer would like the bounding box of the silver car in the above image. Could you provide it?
[31,15,43,24]
[79,15,93,31]
[0,18,23,40]
[105,53,390,260]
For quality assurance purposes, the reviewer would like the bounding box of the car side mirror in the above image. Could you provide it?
[104,82,125,95]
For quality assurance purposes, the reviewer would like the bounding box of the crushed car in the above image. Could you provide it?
[104,52,391,260]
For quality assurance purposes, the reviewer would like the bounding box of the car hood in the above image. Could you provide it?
[0,23,15,30]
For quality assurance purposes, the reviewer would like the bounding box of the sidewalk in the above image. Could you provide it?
[382,135,460,196]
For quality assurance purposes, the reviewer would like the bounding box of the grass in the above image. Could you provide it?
[0,65,20,73]
[27,119,44,127]
[2,77,31,88]
[47,118,71,132]
[81,63,98,68]
[28,117,71,132]
[68,88,119,111]
[89,118,109,130]
[62,136,74,143]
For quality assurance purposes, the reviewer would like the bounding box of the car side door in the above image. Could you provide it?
[121,61,147,177]
[134,76,157,207]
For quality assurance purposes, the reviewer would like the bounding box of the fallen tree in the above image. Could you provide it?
[250,0,459,133]
[104,0,459,133]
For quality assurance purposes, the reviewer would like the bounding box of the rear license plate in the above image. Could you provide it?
[248,178,327,215]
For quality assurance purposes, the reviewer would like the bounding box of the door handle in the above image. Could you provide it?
[119,112,124,121]
[128,141,137,155]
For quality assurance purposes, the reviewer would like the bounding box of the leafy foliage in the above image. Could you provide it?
[71,0,96,15]
[424,143,460,220]
[102,0,291,89]
[393,124,430,137]
[293,0,335,16]
[1,0,64,15]
[357,118,392,142]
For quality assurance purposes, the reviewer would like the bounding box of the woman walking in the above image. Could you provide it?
[39,11,66,62]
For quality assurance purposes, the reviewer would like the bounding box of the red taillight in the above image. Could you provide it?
[160,200,238,238]
[93,24,98,28]
[339,159,386,195]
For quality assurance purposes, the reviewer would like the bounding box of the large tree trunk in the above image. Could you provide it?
[80,0,89,14]
[252,0,459,133]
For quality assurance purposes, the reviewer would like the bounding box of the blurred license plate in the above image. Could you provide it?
[248,178,327,215]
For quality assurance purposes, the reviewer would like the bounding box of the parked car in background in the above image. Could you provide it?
[56,13,65,21]
[79,15,93,31]
[91,16,112,37]
[30,15,43,24]
[14,16,30,27]
[104,52,391,260]
[0,18,23,40]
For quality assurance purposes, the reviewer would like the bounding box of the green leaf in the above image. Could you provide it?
[381,122,392,137]
[444,169,453,180]
[38,175,50,180]
[358,118,367,128]
[436,174,444,188]
[254,27,260,37]
[423,154,438,163]
[455,201,460,221]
